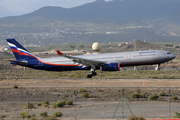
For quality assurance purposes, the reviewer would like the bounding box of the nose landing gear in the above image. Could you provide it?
[155,64,161,70]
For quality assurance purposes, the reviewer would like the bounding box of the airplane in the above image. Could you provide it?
[6,38,176,78]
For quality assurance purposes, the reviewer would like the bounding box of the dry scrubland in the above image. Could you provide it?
[1,78,180,119]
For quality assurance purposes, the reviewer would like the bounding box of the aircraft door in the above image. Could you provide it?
[127,54,131,60]
[158,52,162,58]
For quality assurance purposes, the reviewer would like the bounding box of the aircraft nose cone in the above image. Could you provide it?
[172,54,176,59]
[171,54,176,59]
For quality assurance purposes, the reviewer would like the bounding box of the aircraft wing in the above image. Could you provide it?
[56,50,105,67]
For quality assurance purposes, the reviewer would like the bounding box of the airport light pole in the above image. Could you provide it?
[169,88,171,118]
[134,39,136,52]
[74,90,76,120]
[23,37,26,46]
[23,37,26,70]
[27,90,29,120]
[134,39,137,70]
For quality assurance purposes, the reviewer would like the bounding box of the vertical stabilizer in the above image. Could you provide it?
[6,39,37,60]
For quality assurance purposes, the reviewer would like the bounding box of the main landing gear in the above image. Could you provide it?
[87,69,97,78]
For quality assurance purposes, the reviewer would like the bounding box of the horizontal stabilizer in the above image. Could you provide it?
[10,60,28,66]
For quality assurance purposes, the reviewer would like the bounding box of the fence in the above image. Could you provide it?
[0,87,180,120]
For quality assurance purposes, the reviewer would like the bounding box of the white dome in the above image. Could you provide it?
[92,42,100,51]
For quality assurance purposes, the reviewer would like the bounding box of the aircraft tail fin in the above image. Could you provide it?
[6,38,37,60]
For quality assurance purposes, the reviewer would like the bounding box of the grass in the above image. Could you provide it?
[171,96,178,100]
[51,103,57,109]
[82,92,89,98]
[56,100,65,107]
[78,88,86,93]
[29,118,37,120]
[39,111,48,117]
[0,105,3,110]
[130,93,140,98]
[157,91,165,96]
[1,69,180,79]
[19,112,31,118]
[25,103,34,109]
[173,112,180,118]
[43,100,49,105]
[128,115,145,120]
[13,85,18,89]
[53,111,63,117]
[65,100,73,105]
[37,103,41,106]
[148,95,159,100]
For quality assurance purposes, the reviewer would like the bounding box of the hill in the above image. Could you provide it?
[0,0,180,45]
[3,0,180,23]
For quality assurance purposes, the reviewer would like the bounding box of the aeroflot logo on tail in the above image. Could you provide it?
[139,51,155,54]
[8,42,34,57]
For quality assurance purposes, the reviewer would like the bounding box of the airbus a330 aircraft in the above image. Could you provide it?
[7,39,176,78]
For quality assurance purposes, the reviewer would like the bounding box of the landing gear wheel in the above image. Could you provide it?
[92,72,97,76]
[87,74,92,78]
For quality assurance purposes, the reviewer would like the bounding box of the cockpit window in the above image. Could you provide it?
[167,52,171,55]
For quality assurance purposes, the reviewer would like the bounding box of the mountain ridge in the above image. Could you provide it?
[2,0,180,23]
[0,0,180,45]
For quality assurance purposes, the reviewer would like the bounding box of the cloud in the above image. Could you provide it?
[0,0,96,18]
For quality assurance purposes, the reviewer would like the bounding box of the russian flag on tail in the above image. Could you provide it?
[6,39,37,60]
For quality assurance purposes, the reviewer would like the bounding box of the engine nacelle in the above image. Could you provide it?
[100,63,120,71]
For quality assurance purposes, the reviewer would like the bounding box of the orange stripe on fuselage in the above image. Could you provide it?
[39,59,79,67]
[12,49,79,67]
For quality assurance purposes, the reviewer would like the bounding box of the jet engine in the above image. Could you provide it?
[100,63,120,71]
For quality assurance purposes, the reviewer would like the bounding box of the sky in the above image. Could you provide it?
[0,0,111,18]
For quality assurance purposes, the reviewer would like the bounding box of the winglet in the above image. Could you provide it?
[56,50,64,55]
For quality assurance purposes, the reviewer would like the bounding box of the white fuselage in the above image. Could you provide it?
[39,50,175,67]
